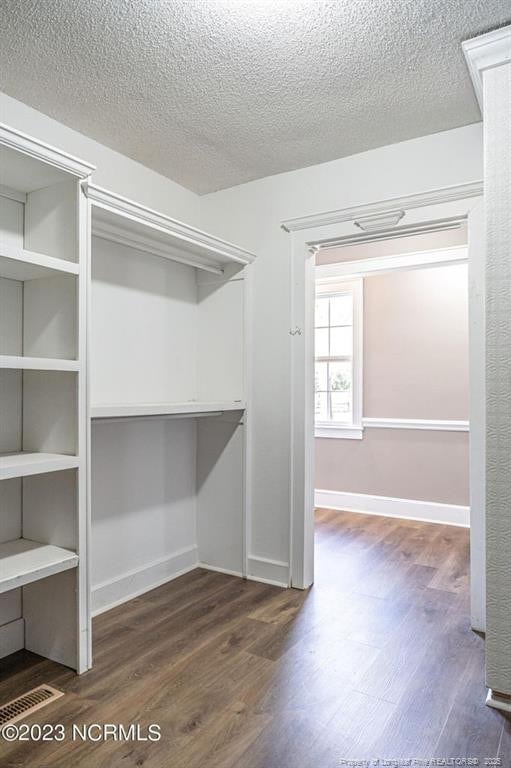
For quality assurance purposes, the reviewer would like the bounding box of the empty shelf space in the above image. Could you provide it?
[0,355,79,371]
[91,401,246,419]
[0,538,78,594]
[0,452,80,480]
[0,244,79,281]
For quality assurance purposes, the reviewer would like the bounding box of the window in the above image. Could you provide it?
[314,279,363,439]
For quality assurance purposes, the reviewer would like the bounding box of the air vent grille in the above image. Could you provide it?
[0,685,63,727]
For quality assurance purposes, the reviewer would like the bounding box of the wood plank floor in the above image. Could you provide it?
[1,509,510,767]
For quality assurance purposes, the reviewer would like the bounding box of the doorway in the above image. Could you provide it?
[286,185,485,632]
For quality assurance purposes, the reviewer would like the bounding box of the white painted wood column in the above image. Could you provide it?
[464,26,511,711]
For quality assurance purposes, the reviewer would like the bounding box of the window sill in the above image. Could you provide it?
[315,424,364,440]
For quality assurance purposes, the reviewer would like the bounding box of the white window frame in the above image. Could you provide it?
[314,277,363,439]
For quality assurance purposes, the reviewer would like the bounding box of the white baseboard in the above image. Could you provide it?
[247,556,289,587]
[486,689,511,713]
[92,545,199,616]
[0,618,24,659]
[198,562,243,578]
[315,489,470,527]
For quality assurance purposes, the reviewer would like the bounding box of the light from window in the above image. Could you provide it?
[315,291,354,424]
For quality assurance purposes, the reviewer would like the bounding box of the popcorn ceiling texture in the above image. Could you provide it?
[0,0,509,194]
[484,63,511,696]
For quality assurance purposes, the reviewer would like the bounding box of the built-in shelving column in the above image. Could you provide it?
[0,123,94,672]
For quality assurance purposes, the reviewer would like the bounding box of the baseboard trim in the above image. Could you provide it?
[0,618,24,659]
[197,563,244,578]
[315,489,470,527]
[247,556,289,587]
[92,545,199,616]
[486,689,511,713]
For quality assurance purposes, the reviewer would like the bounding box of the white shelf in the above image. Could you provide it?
[91,401,246,419]
[0,452,80,480]
[0,538,78,594]
[0,244,79,281]
[0,355,79,371]
[86,184,256,275]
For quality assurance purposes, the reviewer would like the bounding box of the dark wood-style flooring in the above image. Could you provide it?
[1,509,510,767]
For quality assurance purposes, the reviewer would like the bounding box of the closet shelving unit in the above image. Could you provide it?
[0,123,94,671]
[86,184,256,600]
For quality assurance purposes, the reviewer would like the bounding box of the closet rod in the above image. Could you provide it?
[92,411,225,425]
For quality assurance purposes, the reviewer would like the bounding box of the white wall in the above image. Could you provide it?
[200,123,484,582]
[0,91,484,591]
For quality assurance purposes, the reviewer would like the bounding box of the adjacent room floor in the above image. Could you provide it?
[1,510,509,767]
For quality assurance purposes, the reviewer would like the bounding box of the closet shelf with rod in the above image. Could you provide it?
[85,183,255,275]
[90,401,246,419]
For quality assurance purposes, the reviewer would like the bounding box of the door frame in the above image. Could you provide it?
[283,180,485,631]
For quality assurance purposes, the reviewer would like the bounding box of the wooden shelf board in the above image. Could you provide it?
[86,184,256,275]
[0,452,80,480]
[0,538,78,595]
[0,355,79,372]
[0,245,79,281]
[91,401,246,419]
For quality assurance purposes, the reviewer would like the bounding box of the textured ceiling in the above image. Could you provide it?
[0,1,509,194]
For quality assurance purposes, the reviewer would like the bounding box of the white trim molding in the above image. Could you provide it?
[463,25,511,110]
[362,417,469,432]
[197,563,243,578]
[247,556,290,587]
[281,181,483,233]
[316,424,363,439]
[86,183,256,275]
[315,245,467,281]
[0,122,95,179]
[91,545,198,616]
[315,489,470,527]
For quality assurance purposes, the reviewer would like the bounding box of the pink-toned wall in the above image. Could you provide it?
[315,250,469,506]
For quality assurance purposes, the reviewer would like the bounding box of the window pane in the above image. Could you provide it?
[330,326,352,356]
[315,362,328,393]
[315,297,329,327]
[330,294,352,326]
[331,391,352,421]
[315,327,329,357]
[329,361,351,393]
[315,392,328,421]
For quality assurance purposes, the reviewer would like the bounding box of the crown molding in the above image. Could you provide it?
[86,183,256,274]
[0,122,95,179]
[463,25,511,110]
[280,180,483,233]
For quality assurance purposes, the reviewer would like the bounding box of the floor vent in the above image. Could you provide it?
[0,685,64,728]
